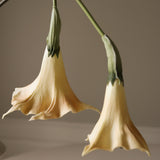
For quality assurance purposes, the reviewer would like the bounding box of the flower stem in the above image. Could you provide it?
[53,0,57,8]
[76,0,105,37]
[0,0,9,7]
[76,0,124,84]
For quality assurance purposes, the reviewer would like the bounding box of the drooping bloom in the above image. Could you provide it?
[2,48,99,120]
[2,0,99,120]
[82,35,150,156]
[82,80,150,156]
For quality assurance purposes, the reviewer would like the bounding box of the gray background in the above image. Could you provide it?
[0,0,159,126]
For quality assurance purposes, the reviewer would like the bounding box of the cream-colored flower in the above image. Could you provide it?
[2,0,99,120]
[82,80,150,156]
[2,48,99,120]
[82,35,150,156]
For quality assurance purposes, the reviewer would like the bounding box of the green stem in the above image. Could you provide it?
[0,0,9,7]
[53,0,57,7]
[76,0,124,84]
[76,0,105,37]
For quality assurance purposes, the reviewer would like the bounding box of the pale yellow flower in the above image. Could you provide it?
[2,48,99,120]
[82,79,150,156]
[82,35,150,156]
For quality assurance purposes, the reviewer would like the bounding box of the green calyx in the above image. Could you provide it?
[102,35,124,85]
[47,0,61,57]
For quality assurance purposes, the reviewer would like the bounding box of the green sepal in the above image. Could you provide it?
[102,35,124,85]
[47,2,61,58]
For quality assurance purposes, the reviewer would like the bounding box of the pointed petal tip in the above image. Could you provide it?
[147,151,151,157]
[81,151,85,157]
[29,112,46,121]
[89,108,99,113]
[81,148,87,157]
[81,145,92,157]
[85,137,89,141]
[146,150,151,157]
[29,115,41,121]
[84,104,100,114]
[95,108,100,114]
[2,114,6,119]
[2,107,18,120]
[117,146,151,157]
[29,117,35,121]
[90,107,100,114]
[2,112,9,120]
[141,148,150,157]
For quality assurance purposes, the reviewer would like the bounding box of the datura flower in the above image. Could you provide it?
[2,48,98,120]
[82,35,150,156]
[2,0,99,120]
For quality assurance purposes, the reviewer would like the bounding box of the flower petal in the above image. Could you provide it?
[2,47,99,120]
[82,80,150,156]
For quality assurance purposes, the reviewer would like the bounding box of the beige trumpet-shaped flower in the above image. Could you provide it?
[82,79,150,156]
[2,0,99,120]
[2,48,99,120]
[82,35,150,156]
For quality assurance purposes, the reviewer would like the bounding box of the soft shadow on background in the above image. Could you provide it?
[0,0,160,127]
